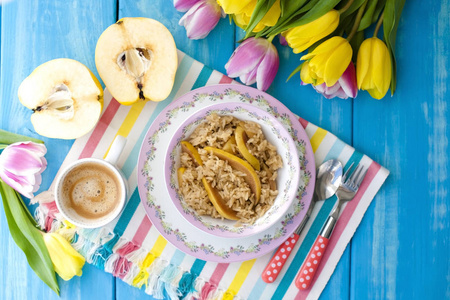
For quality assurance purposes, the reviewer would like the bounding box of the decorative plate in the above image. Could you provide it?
[137,84,315,262]
[165,102,300,238]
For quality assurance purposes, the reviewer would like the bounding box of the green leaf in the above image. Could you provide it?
[371,0,386,23]
[358,0,379,31]
[0,129,44,145]
[287,63,304,82]
[383,0,405,94]
[341,0,367,18]
[245,0,277,37]
[0,181,60,295]
[270,0,341,35]
[261,0,317,37]
[350,30,365,61]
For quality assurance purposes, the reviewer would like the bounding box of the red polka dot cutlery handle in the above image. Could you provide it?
[261,233,300,283]
[295,236,329,290]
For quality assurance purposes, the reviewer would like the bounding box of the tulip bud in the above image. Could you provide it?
[0,141,47,198]
[225,37,279,91]
[283,10,340,54]
[179,0,224,40]
[300,36,353,87]
[303,62,358,99]
[356,37,392,99]
[173,0,201,12]
[43,232,85,281]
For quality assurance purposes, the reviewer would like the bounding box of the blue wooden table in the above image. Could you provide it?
[0,1,449,299]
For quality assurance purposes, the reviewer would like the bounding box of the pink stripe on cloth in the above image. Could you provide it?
[116,242,140,257]
[200,263,229,300]
[295,161,381,299]
[219,75,233,84]
[131,215,152,246]
[299,117,309,129]
[79,98,121,159]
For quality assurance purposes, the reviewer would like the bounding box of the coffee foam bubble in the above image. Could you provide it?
[61,162,121,219]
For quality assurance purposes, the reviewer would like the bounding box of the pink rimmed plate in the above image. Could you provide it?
[137,84,315,262]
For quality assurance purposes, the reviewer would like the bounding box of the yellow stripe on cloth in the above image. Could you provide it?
[132,235,168,288]
[223,259,256,299]
[104,100,147,159]
[310,127,327,153]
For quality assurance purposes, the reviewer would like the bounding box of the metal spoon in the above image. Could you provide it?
[261,159,343,283]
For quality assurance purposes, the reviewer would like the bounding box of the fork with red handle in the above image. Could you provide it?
[295,163,367,290]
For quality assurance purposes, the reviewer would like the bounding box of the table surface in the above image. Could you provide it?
[0,1,449,299]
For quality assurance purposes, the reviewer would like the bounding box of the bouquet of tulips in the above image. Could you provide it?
[174,0,405,100]
[0,130,85,295]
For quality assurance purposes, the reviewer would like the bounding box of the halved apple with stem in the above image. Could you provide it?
[95,17,178,105]
[18,59,103,139]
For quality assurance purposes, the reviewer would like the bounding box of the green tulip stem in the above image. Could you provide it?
[373,11,385,37]
[0,144,8,150]
[268,35,275,43]
[338,0,355,14]
[347,0,368,41]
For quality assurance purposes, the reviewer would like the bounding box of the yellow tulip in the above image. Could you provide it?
[43,232,85,281]
[228,0,281,32]
[300,36,353,87]
[356,37,392,99]
[216,0,253,14]
[283,10,340,54]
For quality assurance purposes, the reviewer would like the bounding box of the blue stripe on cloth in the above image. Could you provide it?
[190,259,207,277]
[112,187,141,235]
[248,276,268,299]
[323,138,347,163]
[122,55,194,179]
[170,250,186,266]
[191,65,213,90]
[271,151,363,299]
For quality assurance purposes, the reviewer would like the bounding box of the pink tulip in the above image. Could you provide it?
[0,142,47,198]
[225,37,279,91]
[302,61,358,99]
[179,0,224,40]
[278,34,288,46]
[173,0,201,12]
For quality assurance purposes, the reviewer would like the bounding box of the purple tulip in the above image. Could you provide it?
[173,0,201,12]
[278,34,288,46]
[225,37,279,91]
[179,0,224,40]
[303,61,358,99]
[0,142,47,198]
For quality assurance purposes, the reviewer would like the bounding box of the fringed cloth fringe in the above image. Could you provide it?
[35,202,236,300]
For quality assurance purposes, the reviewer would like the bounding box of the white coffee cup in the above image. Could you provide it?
[54,136,128,228]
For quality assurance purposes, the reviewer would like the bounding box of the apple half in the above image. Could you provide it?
[95,17,178,105]
[18,58,103,139]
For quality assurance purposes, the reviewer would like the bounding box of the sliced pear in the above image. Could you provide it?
[204,146,261,203]
[18,58,103,139]
[181,141,203,166]
[235,126,261,171]
[202,178,239,220]
[177,167,186,186]
[95,17,178,105]
[222,135,236,154]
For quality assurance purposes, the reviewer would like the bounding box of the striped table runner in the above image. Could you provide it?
[35,51,389,300]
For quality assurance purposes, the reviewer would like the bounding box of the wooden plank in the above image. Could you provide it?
[351,1,450,299]
[0,0,116,299]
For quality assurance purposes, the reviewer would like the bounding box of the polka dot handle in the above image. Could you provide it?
[295,236,329,290]
[261,233,299,283]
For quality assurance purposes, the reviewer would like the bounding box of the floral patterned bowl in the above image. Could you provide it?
[165,102,301,238]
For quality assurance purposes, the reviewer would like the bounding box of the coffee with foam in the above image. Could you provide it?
[61,162,121,219]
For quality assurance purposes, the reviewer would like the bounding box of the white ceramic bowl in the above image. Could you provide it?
[165,102,301,238]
